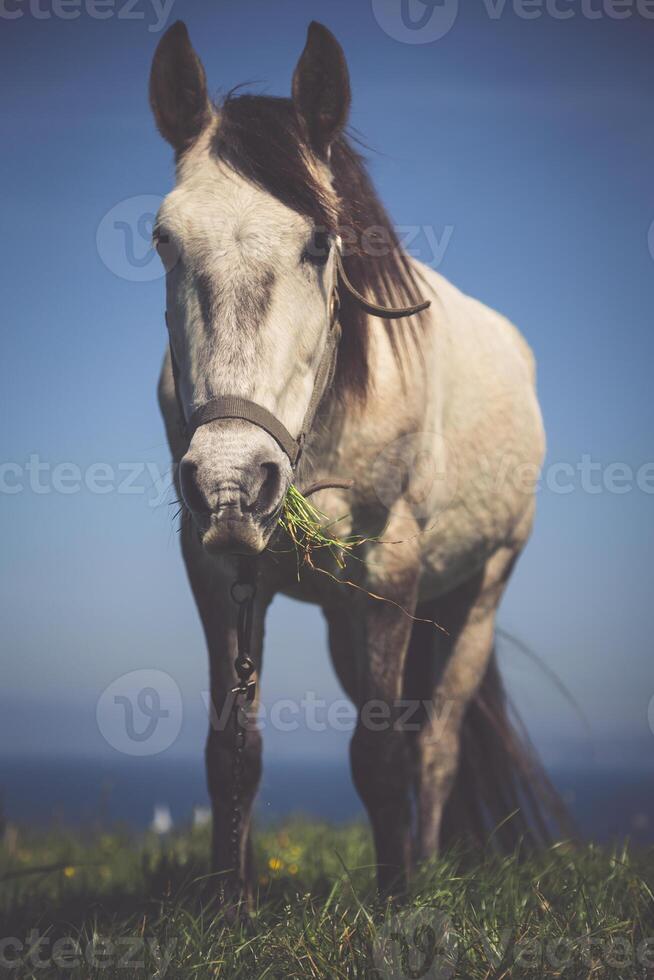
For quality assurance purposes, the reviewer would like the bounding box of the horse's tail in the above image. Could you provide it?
[439,647,566,852]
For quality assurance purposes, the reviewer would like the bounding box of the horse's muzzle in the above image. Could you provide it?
[200,510,276,556]
[179,422,291,555]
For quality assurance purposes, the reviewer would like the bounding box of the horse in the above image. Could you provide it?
[149,20,549,905]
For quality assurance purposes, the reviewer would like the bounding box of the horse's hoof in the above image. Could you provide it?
[219,896,256,930]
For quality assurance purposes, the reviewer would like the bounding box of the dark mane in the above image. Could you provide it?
[212,93,426,401]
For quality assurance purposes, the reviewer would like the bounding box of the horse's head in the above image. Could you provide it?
[150,21,350,555]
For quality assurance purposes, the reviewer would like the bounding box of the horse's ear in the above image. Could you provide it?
[149,21,212,153]
[292,22,351,159]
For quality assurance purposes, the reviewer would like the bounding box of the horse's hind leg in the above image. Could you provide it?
[405,544,520,860]
[181,522,271,908]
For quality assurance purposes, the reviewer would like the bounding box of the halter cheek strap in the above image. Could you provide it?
[166,242,430,469]
[333,248,431,320]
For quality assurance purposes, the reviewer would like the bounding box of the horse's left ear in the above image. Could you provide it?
[292,22,351,159]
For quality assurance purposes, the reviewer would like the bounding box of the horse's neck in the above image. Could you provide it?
[305,296,437,500]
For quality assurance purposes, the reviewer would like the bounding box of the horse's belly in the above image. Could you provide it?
[417,402,544,598]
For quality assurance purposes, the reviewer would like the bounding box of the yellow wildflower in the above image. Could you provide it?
[63,866,76,878]
[268,857,283,872]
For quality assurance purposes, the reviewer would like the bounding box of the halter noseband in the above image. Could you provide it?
[166,239,430,469]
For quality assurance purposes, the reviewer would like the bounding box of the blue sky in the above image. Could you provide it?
[1,0,653,771]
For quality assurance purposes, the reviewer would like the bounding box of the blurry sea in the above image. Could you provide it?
[1,756,653,844]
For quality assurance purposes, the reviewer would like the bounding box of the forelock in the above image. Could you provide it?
[211,93,340,230]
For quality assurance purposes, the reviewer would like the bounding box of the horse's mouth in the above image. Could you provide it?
[199,509,278,557]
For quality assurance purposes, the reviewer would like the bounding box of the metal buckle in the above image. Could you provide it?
[231,679,257,703]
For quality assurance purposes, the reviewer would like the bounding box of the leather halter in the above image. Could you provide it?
[166,239,431,468]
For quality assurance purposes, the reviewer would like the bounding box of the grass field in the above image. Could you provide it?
[1,820,654,978]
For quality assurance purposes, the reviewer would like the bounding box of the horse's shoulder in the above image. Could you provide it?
[414,261,537,384]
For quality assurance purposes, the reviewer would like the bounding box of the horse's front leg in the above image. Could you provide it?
[181,523,270,910]
[348,565,420,897]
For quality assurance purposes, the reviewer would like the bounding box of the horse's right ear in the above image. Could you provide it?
[149,21,212,153]
[292,22,351,159]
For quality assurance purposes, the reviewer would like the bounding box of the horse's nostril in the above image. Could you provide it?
[179,458,208,514]
[253,461,283,516]
[180,451,284,521]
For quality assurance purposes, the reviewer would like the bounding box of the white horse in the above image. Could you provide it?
[150,20,548,904]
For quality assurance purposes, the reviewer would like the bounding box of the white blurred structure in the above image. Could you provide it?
[193,805,211,828]
[151,803,173,834]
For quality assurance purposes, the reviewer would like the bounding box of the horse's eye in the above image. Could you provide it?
[153,229,180,272]
[302,229,331,267]
[153,228,169,250]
